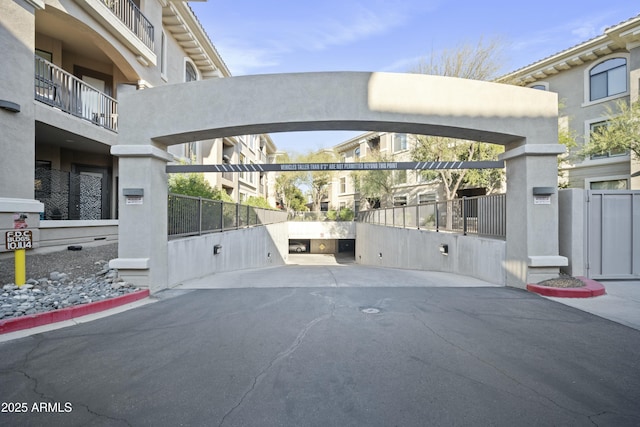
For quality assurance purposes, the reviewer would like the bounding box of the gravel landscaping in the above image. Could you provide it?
[0,243,140,321]
[537,274,585,288]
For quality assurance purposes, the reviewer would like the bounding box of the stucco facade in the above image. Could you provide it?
[0,0,276,252]
[500,14,640,190]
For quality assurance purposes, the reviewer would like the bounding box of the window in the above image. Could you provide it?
[35,49,52,62]
[185,142,197,161]
[160,31,167,79]
[589,121,628,159]
[395,170,407,184]
[530,84,547,91]
[418,193,437,204]
[590,179,628,190]
[240,154,246,181]
[393,196,407,206]
[393,133,407,152]
[185,61,198,82]
[340,177,346,193]
[354,147,360,159]
[589,58,626,101]
[368,137,380,152]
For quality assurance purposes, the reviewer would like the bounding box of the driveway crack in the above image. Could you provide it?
[218,311,331,426]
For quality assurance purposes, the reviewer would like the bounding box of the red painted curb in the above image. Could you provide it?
[527,276,606,298]
[0,289,150,335]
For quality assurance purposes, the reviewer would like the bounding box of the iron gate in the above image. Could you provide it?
[586,190,640,279]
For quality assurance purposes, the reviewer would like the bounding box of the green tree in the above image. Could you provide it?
[297,150,337,211]
[273,152,308,211]
[243,196,273,209]
[283,185,308,211]
[409,36,507,217]
[351,150,400,208]
[557,101,579,188]
[409,37,504,81]
[168,173,233,202]
[581,99,640,159]
[412,137,504,201]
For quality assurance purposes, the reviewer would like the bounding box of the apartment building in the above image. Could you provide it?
[327,13,640,212]
[1,0,276,251]
[329,132,441,212]
[212,133,278,204]
[499,13,640,190]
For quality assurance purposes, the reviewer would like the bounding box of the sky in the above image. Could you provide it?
[189,0,640,154]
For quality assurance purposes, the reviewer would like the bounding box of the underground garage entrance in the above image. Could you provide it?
[288,239,356,257]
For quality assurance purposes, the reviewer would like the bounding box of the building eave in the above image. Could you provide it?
[498,14,640,85]
[162,1,232,79]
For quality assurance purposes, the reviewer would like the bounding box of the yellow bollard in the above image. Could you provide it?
[15,248,26,286]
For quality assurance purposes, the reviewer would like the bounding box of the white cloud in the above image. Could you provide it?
[217,2,430,74]
[216,41,282,75]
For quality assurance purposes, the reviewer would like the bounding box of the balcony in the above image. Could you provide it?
[100,0,154,51]
[34,56,118,132]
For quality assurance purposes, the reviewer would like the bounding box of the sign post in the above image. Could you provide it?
[5,230,33,286]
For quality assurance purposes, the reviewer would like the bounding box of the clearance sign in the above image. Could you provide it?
[5,230,33,250]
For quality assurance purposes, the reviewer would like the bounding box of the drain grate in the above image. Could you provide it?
[360,307,381,314]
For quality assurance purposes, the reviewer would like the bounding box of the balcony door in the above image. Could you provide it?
[73,66,113,124]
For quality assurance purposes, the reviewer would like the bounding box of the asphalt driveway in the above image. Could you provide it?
[1,271,639,426]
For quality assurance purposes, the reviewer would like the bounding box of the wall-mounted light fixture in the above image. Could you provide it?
[439,244,449,256]
[532,187,556,196]
[532,187,555,205]
[213,244,222,255]
[0,100,20,113]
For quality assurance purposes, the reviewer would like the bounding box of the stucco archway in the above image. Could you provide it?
[110,72,566,291]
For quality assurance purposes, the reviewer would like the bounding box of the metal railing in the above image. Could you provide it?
[168,193,288,238]
[34,56,118,132]
[357,193,506,239]
[101,0,154,50]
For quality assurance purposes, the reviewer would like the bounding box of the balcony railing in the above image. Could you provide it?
[34,56,118,132]
[357,193,506,239]
[101,0,154,51]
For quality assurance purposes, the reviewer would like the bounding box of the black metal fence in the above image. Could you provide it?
[357,193,506,239]
[168,193,288,238]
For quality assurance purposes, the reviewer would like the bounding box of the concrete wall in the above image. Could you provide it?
[355,223,506,285]
[288,221,356,240]
[167,223,289,287]
[39,220,118,249]
[558,189,587,276]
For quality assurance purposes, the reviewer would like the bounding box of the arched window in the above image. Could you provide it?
[589,58,626,101]
[185,62,198,82]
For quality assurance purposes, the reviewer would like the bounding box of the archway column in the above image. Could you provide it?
[109,145,173,293]
[501,143,568,288]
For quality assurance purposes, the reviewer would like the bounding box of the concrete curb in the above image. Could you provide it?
[0,289,150,335]
[527,276,606,298]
